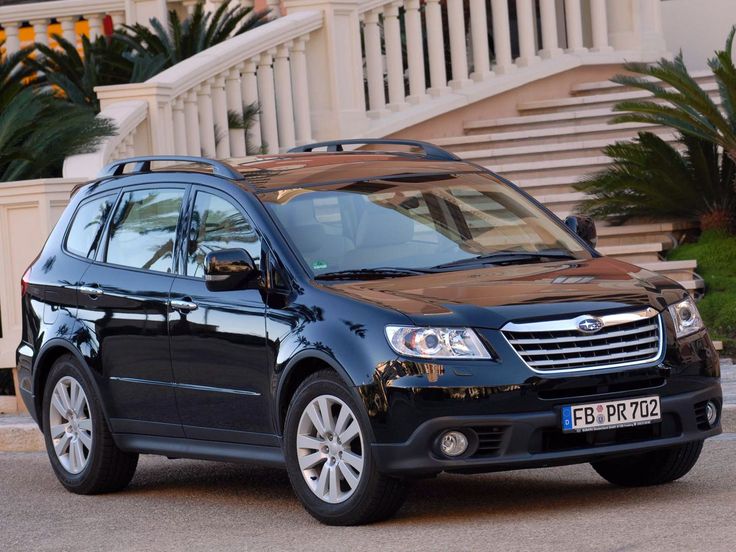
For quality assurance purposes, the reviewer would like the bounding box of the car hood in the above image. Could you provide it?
[327,257,687,329]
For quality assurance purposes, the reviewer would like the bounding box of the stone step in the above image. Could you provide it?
[465,106,618,134]
[518,81,720,115]
[435,121,667,151]
[487,155,612,181]
[0,415,43,452]
[456,133,677,165]
[637,260,699,282]
[570,71,715,97]
[597,242,664,263]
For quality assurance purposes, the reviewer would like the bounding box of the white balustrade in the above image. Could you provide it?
[61,0,670,179]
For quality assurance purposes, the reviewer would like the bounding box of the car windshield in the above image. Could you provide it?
[261,172,591,277]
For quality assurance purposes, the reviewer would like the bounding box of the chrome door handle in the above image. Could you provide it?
[79,285,103,298]
[170,299,198,313]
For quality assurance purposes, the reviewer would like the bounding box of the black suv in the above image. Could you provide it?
[17,140,722,525]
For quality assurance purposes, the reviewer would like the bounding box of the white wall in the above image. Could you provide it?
[662,0,736,70]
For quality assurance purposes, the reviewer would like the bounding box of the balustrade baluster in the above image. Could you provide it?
[539,0,562,58]
[447,0,470,88]
[241,59,262,154]
[59,17,77,46]
[197,83,218,157]
[515,0,540,66]
[172,98,188,155]
[3,23,21,56]
[184,90,202,156]
[226,68,247,158]
[384,3,406,110]
[490,0,514,73]
[257,51,279,154]
[274,43,296,150]
[212,74,231,158]
[469,0,491,81]
[31,20,48,47]
[87,14,103,40]
[290,38,313,145]
[564,0,586,53]
[590,0,612,52]
[425,0,449,95]
[404,0,427,103]
[363,9,386,115]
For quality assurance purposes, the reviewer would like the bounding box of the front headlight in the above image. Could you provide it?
[668,297,704,339]
[385,326,491,359]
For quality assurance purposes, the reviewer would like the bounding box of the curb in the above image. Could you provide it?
[0,407,734,454]
[0,418,44,452]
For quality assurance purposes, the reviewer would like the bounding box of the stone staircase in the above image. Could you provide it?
[432,72,718,296]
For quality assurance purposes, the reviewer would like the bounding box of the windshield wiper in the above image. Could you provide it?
[314,267,430,281]
[430,249,577,270]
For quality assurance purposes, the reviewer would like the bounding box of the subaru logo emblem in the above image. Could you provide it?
[577,317,604,333]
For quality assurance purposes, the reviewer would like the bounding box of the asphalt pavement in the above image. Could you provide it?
[2,434,735,552]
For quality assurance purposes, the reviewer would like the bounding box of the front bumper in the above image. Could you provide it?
[371,381,722,475]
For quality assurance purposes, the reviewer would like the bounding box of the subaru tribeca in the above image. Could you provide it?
[17,140,722,525]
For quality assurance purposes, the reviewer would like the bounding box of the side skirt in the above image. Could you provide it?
[114,434,285,468]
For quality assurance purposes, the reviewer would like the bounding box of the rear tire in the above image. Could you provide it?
[42,354,138,494]
[591,440,704,487]
[284,370,408,525]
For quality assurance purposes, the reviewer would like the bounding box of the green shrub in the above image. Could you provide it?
[669,231,736,351]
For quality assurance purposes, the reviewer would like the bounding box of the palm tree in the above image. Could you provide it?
[610,26,736,164]
[118,0,270,67]
[30,34,167,110]
[0,42,115,181]
[575,132,736,232]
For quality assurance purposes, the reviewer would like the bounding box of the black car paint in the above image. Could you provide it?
[17,165,722,476]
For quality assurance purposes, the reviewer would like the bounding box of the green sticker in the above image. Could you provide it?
[312,260,328,270]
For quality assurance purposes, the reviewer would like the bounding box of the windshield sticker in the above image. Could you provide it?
[312,260,328,270]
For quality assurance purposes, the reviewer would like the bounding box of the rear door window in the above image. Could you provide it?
[65,193,117,258]
[105,189,185,273]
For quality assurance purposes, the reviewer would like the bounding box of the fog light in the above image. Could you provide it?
[439,431,468,457]
[706,401,719,426]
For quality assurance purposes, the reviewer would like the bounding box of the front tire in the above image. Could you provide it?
[284,370,408,525]
[42,354,138,494]
[591,440,704,487]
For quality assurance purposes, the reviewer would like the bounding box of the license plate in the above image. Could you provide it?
[561,396,661,433]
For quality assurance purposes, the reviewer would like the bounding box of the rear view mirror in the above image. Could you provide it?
[564,215,598,248]
[205,248,258,292]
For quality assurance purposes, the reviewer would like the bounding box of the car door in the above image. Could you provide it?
[76,185,187,437]
[169,187,272,444]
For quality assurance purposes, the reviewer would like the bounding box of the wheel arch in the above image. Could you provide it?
[33,339,110,432]
[275,350,357,435]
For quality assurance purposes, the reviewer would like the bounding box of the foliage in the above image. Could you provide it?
[118,1,270,67]
[576,132,736,232]
[610,26,736,164]
[30,34,167,110]
[0,43,115,181]
[669,231,736,351]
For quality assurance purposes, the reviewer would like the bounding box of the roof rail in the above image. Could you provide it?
[288,139,460,161]
[98,156,244,180]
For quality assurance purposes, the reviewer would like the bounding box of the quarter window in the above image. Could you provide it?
[106,189,185,272]
[65,194,116,258]
[186,192,261,278]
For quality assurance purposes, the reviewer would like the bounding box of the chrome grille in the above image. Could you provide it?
[502,308,663,373]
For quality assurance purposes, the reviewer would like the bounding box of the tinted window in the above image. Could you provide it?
[66,194,116,258]
[262,172,590,275]
[106,189,185,272]
[186,192,261,278]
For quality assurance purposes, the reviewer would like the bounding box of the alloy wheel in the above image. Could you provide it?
[48,376,93,475]
[296,394,364,504]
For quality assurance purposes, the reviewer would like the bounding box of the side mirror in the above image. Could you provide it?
[564,215,598,248]
[205,248,258,292]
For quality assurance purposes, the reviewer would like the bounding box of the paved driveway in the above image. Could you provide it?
[2,435,735,552]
